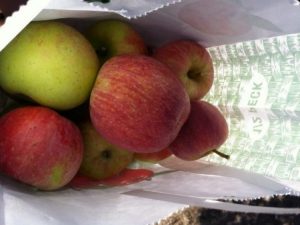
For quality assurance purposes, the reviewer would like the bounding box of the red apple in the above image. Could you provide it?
[134,148,172,163]
[85,19,148,65]
[169,100,228,161]
[90,54,190,153]
[0,106,83,190]
[78,119,134,180]
[153,40,214,100]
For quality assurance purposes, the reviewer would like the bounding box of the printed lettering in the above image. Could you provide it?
[252,82,263,90]
[252,116,263,133]
[248,99,258,106]
[250,91,260,98]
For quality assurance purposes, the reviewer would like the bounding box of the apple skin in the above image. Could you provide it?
[0,106,84,190]
[0,21,100,110]
[134,148,172,163]
[78,119,134,180]
[169,100,228,161]
[153,40,214,100]
[90,54,191,153]
[85,19,147,64]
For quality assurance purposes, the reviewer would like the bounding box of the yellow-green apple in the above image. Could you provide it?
[90,54,190,153]
[153,40,214,100]
[78,119,134,180]
[0,21,100,110]
[0,106,83,190]
[169,100,228,161]
[134,148,172,163]
[85,19,147,65]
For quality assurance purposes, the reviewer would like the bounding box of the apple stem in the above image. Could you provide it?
[212,149,230,160]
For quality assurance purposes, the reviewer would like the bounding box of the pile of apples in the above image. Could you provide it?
[0,19,228,191]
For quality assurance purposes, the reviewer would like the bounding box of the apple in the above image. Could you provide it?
[77,119,134,180]
[90,54,190,153]
[85,19,147,64]
[0,20,100,110]
[0,106,83,190]
[169,100,228,161]
[153,40,214,100]
[134,148,172,163]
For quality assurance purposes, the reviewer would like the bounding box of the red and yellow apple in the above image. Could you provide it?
[85,19,147,65]
[169,100,228,161]
[0,106,83,190]
[153,40,214,100]
[78,119,134,180]
[90,54,190,153]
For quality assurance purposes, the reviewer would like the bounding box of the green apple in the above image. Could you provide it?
[0,21,100,110]
[85,19,147,64]
[78,119,134,180]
